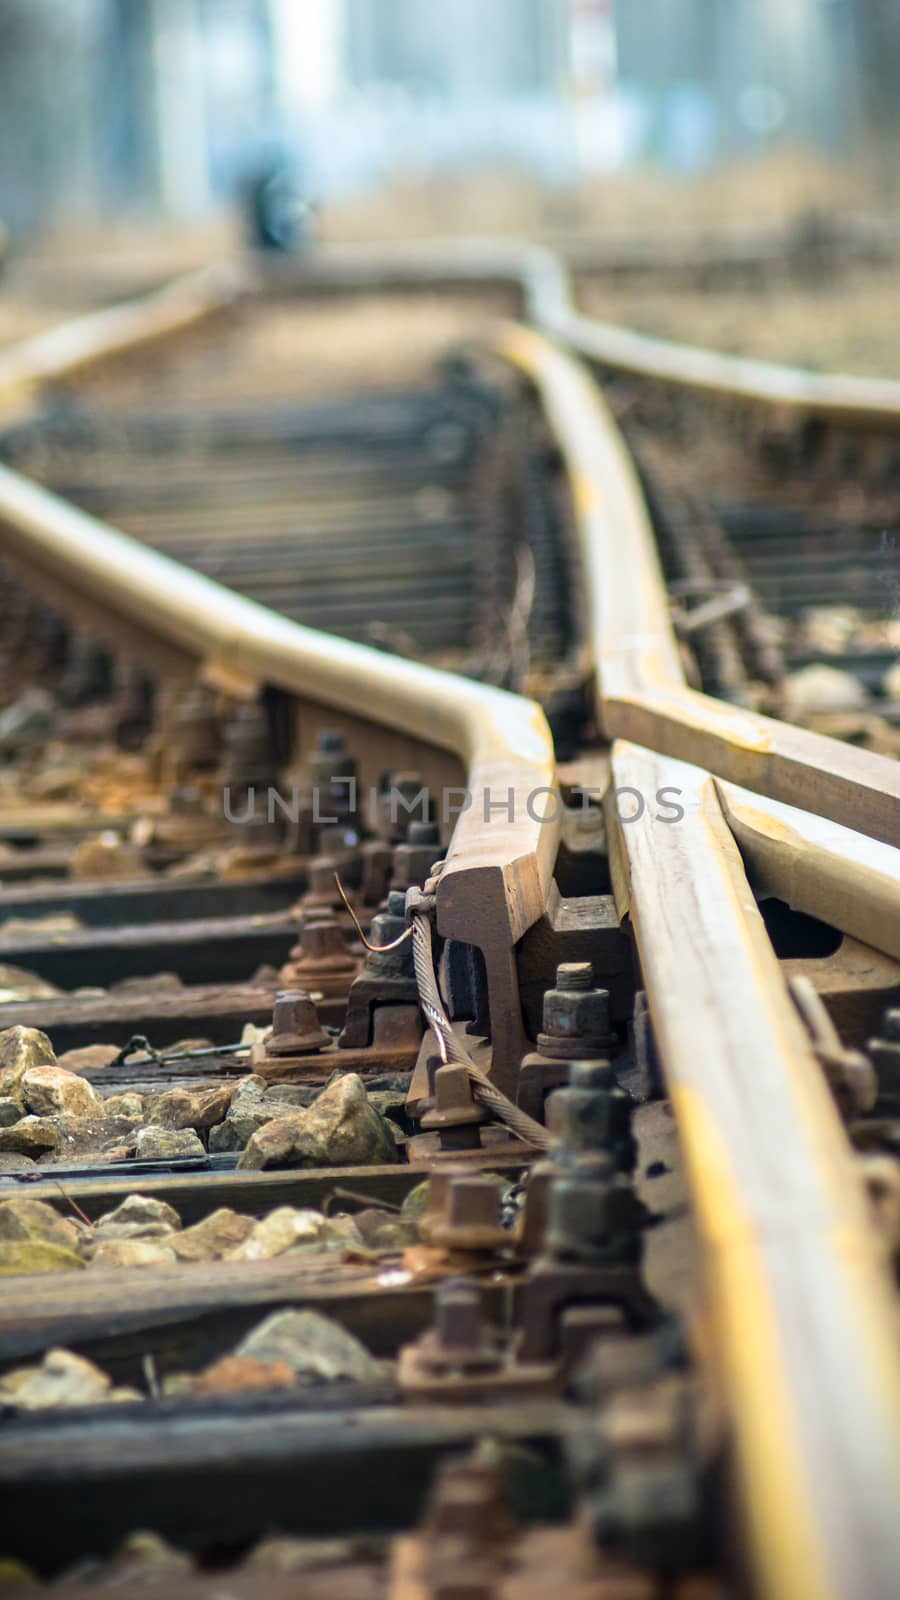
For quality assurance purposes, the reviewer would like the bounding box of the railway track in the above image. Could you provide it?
[0,242,896,1600]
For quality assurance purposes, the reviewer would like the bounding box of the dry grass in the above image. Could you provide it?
[579,265,900,378]
[321,150,891,242]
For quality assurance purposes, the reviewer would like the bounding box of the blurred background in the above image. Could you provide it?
[1,0,898,246]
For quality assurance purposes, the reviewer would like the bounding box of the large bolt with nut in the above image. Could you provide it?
[544,1153,646,1265]
[546,1058,636,1172]
[537,961,618,1058]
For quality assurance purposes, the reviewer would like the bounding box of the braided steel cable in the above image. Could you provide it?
[410,911,553,1151]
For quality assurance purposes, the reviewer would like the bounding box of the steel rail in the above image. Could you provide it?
[715,780,900,964]
[496,322,900,849]
[0,461,558,1092]
[487,325,900,1597]
[0,263,247,425]
[607,741,900,1600]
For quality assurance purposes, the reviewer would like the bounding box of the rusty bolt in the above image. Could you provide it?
[448,1176,502,1229]
[265,988,330,1056]
[378,770,432,842]
[546,1059,636,1171]
[568,1059,614,1089]
[422,1446,509,1542]
[423,1171,509,1252]
[544,1154,645,1265]
[399,1279,502,1392]
[859,1154,900,1259]
[302,856,344,909]
[169,786,206,818]
[281,915,358,996]
[434,1277,484,1351]
[306,728,357,789]
[364,894,413,979]
[421,1062,487,1150]
[392,820,443,890]
[537,961,617,1058]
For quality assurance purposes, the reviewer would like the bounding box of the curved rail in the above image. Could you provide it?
[0,462,558,1093]
[5,236,900,432]
[496,322,900,850]
[0,264,247,426]
[715,780,900,964]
